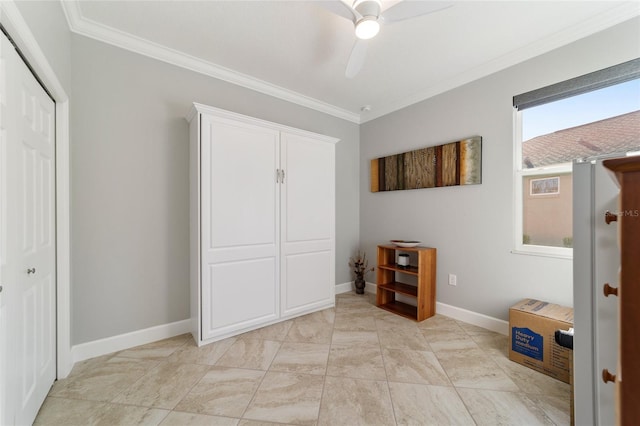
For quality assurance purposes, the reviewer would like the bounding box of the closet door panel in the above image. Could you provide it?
[1,37,57,424]
[204,118,279,252]
[203,258,277,336]
[282,251,332,314]
[281,133,335,316]
[281,134,333,243]
[200,115,280,340]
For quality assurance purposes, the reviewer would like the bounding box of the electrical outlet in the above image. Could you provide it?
[448,274,457,286]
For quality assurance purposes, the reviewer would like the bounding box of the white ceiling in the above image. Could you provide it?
[61,1,639,123]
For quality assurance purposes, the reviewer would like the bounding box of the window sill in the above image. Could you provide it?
[510,248,573,260]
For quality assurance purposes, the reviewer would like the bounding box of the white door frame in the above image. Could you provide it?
[1,1,72,378]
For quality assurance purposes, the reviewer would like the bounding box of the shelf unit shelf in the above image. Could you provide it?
[377,301,417,320]
[378,264,419,276]
[377,282,418,297]
[376,245,436,322]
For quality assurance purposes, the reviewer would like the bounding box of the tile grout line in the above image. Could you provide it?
[167,332,236,416]
[377,315,399,426]
[108,338,214,418]
[440,327,481,426]
[315,301,339,425]
[232,319,299,423]
[161,337,208,419]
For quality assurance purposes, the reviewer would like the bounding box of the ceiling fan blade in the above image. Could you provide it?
[319,0,361,22]
[381,1,453,24]
[345,39,368,79]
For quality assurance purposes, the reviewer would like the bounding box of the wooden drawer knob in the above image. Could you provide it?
[602,369,616,384]
[603,283,618,297]
[605,211,618,224]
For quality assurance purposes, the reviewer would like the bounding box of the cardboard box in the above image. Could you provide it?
[509,298,573,384]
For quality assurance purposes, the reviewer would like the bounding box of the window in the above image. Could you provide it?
[514,59,640,257]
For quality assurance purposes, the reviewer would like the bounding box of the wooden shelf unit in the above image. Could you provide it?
[376,245,436,321]
[603,156,640,425]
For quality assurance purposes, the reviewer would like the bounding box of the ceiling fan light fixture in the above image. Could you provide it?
[355,17,380,40]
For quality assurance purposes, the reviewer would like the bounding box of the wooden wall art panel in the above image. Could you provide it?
[370,136,482,192]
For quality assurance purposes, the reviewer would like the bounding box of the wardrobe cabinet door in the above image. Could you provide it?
[200,116,280,340]
[280,133,335,316]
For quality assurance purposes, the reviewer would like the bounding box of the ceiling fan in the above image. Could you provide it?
[324,0,453,78]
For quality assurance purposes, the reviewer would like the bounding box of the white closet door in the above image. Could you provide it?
[0,31,11,425]
[200,115,280,340]
[280,132,335,316]
[0,32,56,426]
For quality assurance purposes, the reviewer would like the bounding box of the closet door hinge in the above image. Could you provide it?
[276,169,286,184]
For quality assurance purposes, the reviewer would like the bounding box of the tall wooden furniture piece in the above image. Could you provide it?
[603,156,640,425]
[188,103,338,345]
[376,245,436,321]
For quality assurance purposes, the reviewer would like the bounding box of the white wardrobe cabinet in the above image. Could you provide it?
[187,104,337,345]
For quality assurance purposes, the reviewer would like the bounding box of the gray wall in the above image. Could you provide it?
[13,1,71,93]
[360,17,640,321]
[70,35,360,345]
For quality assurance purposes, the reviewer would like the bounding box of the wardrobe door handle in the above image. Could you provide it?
[603,283,618,297]
[602,369,616,384]
[605,211,617,224]
[27,268,36,275]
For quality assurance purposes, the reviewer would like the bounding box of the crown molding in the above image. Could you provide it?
[61,1,638,125]
[361,2,640,123]
[60,1,361,124]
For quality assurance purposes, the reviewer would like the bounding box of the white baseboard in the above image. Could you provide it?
[338,282,508,335]
[71,283,507,366]
[335,281,353,294]
[335,281,377,295]
[71,319,192,364]
[436,302,508,335]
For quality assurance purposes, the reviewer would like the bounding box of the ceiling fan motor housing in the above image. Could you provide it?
[353,0,382,20]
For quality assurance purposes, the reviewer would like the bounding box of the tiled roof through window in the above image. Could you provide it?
[522,110,640,168]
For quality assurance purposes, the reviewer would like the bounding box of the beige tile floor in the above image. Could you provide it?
[35,293,571,425]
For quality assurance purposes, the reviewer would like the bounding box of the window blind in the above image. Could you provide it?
[513,58,640,111]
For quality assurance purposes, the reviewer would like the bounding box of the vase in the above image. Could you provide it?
[354,275,366,294]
